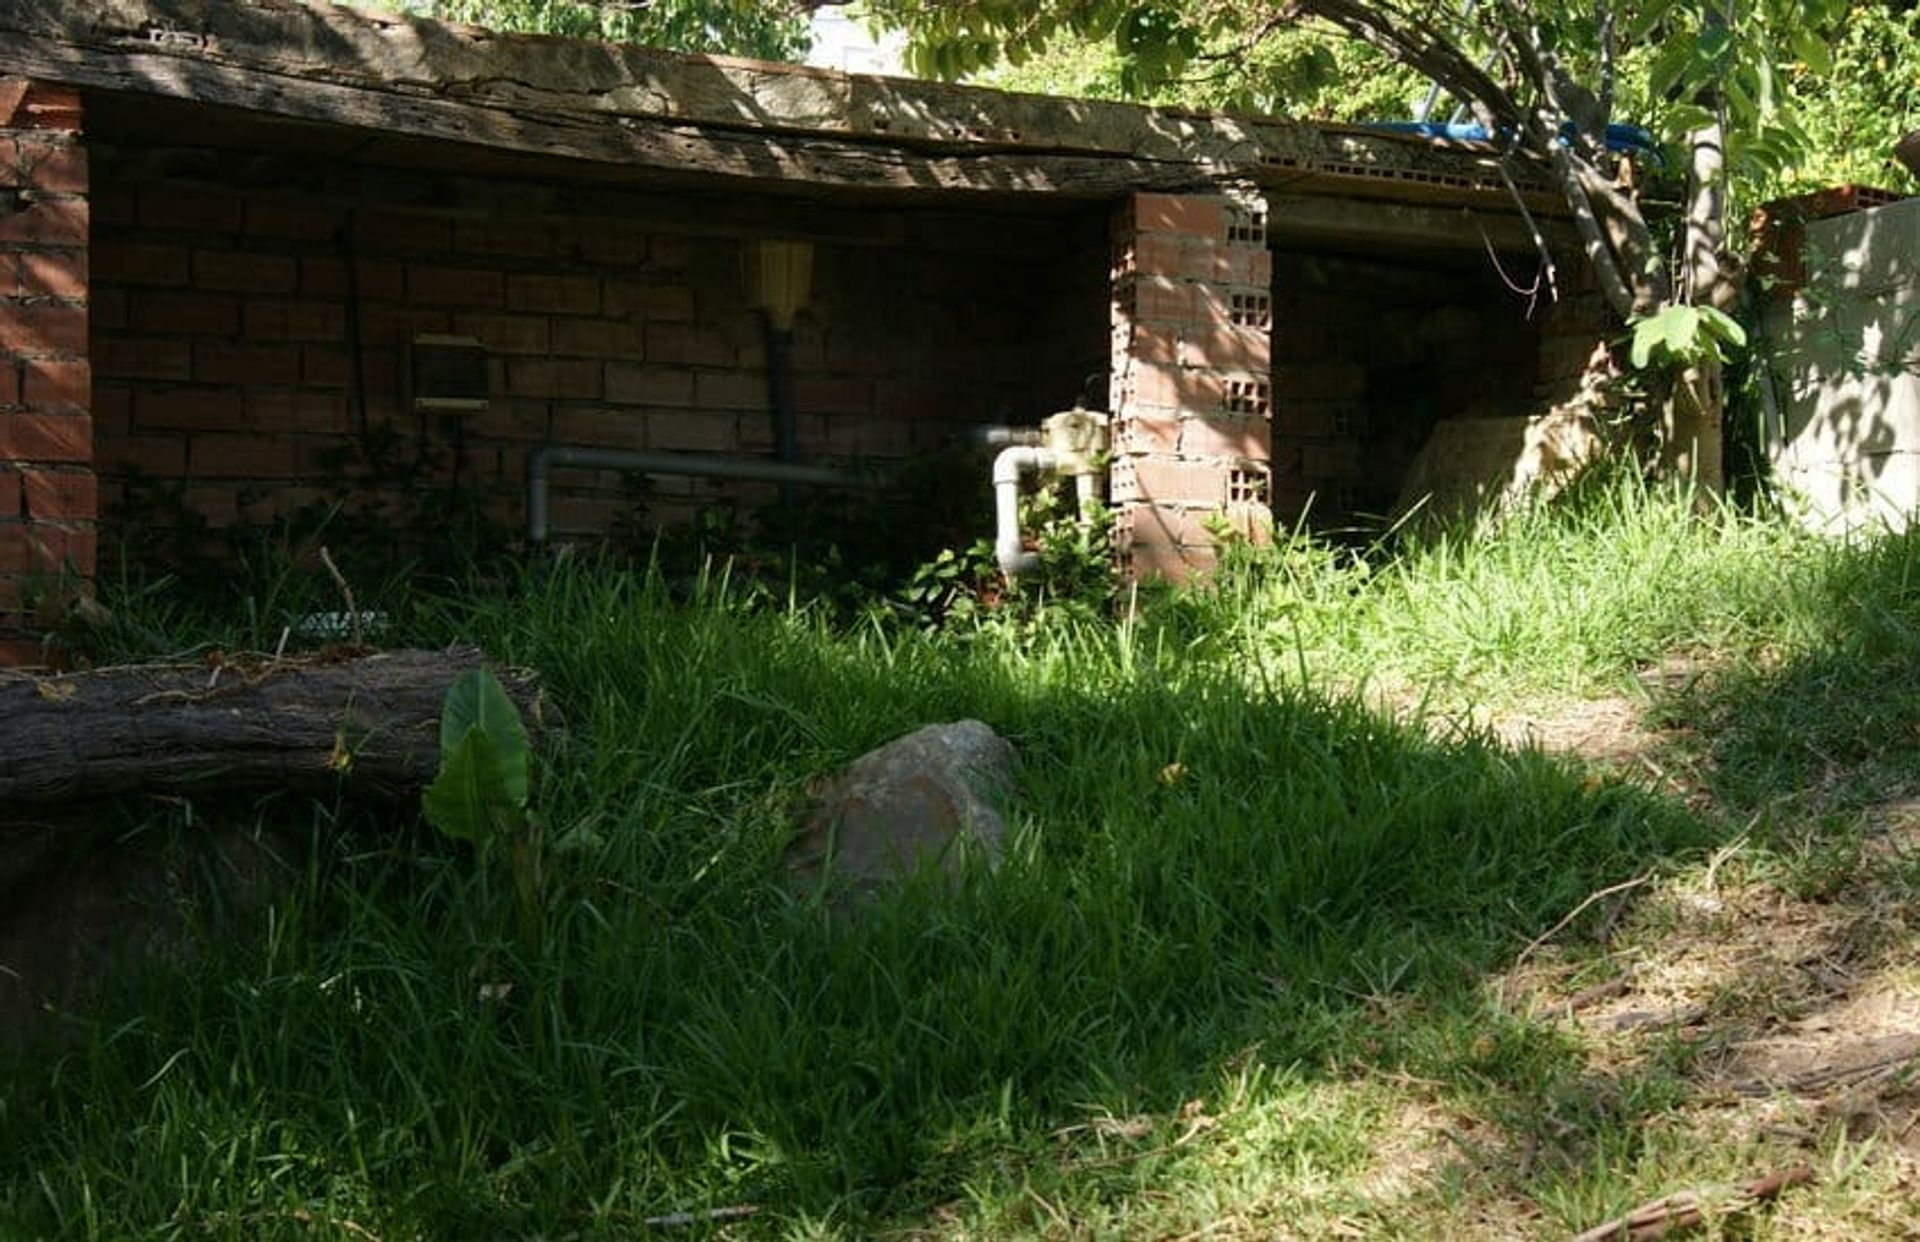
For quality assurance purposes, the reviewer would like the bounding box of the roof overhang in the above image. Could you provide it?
[2,0,1567,224]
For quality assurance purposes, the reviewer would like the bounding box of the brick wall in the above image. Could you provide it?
[1109,191,1275,581]
[1271,251,1550,527]
[0,79,91,664]
[88,154,1109,565]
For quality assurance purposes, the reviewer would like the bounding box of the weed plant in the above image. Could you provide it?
[7,479,1920,1236]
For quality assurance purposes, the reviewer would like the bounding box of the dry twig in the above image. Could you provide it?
[1568,1163,1813,1241]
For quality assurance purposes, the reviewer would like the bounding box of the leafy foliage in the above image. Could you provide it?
[1628,304,1748,369]
[397,0,813,59]
[422,669,532,850]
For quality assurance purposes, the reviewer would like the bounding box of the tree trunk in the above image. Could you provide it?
[0,647,547,817]
[1665,110,1731,495]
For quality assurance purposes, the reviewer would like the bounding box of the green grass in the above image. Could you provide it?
[7,480,1920,1237]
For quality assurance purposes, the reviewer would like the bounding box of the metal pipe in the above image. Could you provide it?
[992,445,1057,578]
[527,445,862,544]
[977,425,1045,448]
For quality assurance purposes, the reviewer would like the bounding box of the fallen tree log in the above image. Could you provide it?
[0,647,547,815]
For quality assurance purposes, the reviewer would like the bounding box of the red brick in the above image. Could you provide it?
[10,411,91,463]
[408,264,505,307]
[506,272,600,315]
[1113,412,1181,455]
[644,323,730,367]
[94,240,190,286]
[28,524,98,577]
[141,188,242,233]
[1114,275,1194,325]
[0,522,25,574]
[0,302,85,356]
[243,300,347,341]
[20,251,89,300]
[300,256,348,299]
[1126,193,1228,240]
[453,219,559,259]
[302,345,352,387]
[694,371,767,411]
[106,435,187,476]
[548,407,643,448]
[0,360,16,407]
[193,250,298,295]
[193,342,303,386]
[0,195,86,245]
[9,82,83,132]
[21,467,96,521]
[182,487,239,527]
[1110,456,1230,506]
[90,382,128,429]
[507,358,602,399]
[21,359,87,411]
[245,200,342,241]
[0,637,49,668]
[189,434,297,479]
[1121,539,1216,584]
[246,391,347,434]
[451,312,549,355]
[94,337,191,382]
[646,411,738,452]
[605,362,693,407]
[130,290,240,336]
[605,280,694,321]
[792,375,871,416]
[550,317,642,357]
[0,467,17,517]
[824,414,910,456]
[135,387,245,432]
[1178,415,1270,460]
[90,184,135,226]
[17,135,86,193]
[354,210,451,255]
[1179,324,1270,372]
[1116,503,1228,549]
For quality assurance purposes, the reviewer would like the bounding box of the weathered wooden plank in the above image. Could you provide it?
[0,647,547,812]
[0,29,1216,197]
[1266,194,1577,253]
[0,0,1548,204]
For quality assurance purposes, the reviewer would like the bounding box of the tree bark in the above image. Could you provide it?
[1666,115,1731,495]
[0,647,547,817]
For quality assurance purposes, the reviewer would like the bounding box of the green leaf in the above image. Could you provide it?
[1697,305,1749,350]
[1646,31,1698,101]
[439,669,529,807]
[1789,28,1832,75]
[423,726,519,848]
[1627,0,1682,41]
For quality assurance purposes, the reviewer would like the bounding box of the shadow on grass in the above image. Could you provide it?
[0,567,1737,1237]
[1655,524,1920,821]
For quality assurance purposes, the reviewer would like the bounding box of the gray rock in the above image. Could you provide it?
[787,720,1017,903]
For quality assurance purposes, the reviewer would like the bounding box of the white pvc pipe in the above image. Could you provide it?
[992,445,1057,578]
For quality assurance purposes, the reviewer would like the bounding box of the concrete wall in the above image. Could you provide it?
[1765,196,1920,531]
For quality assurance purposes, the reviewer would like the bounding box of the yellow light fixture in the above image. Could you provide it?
[744,239,814,331]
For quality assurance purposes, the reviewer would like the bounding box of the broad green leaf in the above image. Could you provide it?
[423,726,518,848]
[1660,305,1702,357]
[1697,306,1749,349]
[1789,27,1832,74]
[1627,0,1682,41]
[439,669,529,807]
[1646,31,1698,101]
[1630,316,1662,369]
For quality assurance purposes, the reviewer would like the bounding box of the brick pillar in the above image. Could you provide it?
[0,79,91,665]
[1109,190,1272,581]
